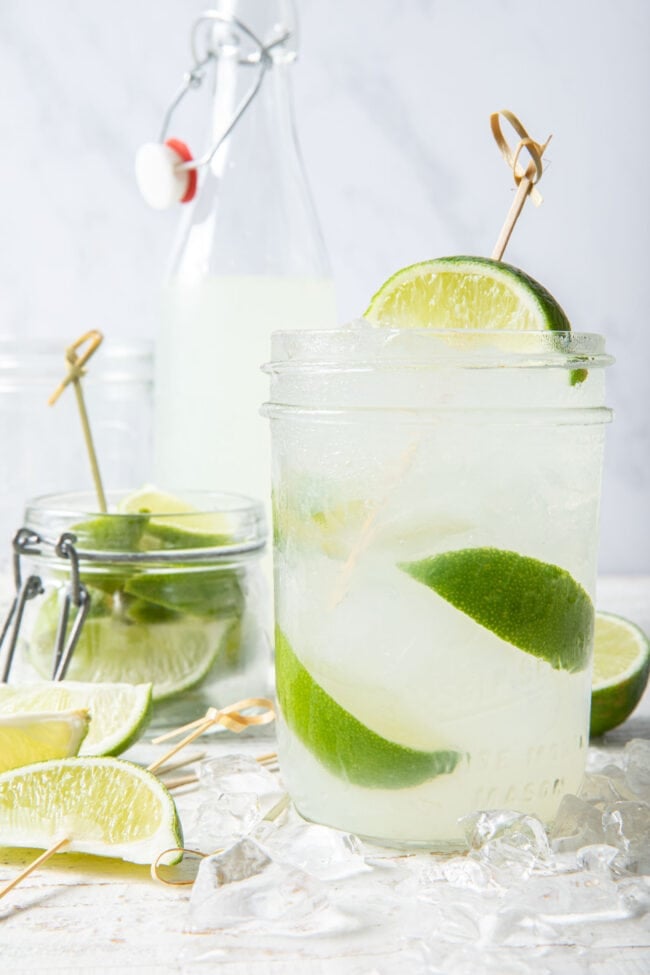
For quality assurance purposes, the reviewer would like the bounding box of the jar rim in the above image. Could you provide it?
[263,324,613,372]
[22,489,267,560]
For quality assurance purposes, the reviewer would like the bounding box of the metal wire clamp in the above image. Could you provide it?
[0,529,45,682]
[0,530,90,683]
[51,533,90,682]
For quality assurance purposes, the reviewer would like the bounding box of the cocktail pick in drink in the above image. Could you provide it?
[490,109,552,261]
[147,697,276,774]
[48,330,107,513]
[331,111,553,606]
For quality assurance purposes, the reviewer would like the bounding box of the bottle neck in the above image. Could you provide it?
[169,44,331,282]
[207,52,298,178]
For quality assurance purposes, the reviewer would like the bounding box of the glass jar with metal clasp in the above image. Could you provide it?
[0,490,272,729]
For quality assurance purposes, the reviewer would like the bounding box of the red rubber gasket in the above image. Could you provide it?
[165,138,197,203]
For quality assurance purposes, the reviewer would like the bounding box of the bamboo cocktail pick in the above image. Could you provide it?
[0,701,276,900]
[0,333,109,898]
[0,838,69,901]
[49,330,107,513]
[331,110,552,605]
[490,109,551,260]
[147,697,276,774]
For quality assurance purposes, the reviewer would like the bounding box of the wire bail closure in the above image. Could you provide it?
[0,531,89,683]
[0,530,45,682]
[51,534,90,681]
[135,11,291,210]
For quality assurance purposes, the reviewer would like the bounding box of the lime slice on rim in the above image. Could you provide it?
[0,710,89,773]
[365,256,571,331]
[590,612,650,737]
[0,682,152,756]
[118,486,234,548]
[276,628,461,788]
[0,757,183,864]
[400,547,594,673]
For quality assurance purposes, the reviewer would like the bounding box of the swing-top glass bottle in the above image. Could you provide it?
[154,0,336,503]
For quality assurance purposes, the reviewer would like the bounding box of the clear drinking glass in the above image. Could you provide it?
[263,325,613,850]
[10,490,271,728]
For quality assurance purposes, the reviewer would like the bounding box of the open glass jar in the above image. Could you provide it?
[7,490,271,728]
[263,325,613,849]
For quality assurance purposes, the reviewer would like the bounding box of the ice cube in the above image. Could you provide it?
[462,810,553,876]
[189,793,263,852]
[550,794,606,852]
[603,801,650,872]
[188,837,357,936]
[576,844,623,877]
[254,820,369,881]
[578,771,627,803]
[624,739,650,800]
[200,754,281,800]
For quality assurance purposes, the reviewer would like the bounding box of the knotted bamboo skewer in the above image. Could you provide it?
[49,330,107,512]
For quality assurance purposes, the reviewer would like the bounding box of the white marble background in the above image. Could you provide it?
[0,0,648,573]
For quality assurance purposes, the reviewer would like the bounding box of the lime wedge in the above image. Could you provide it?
[400,548,593,673]
[71,514,147,552]
[123,567,244,618]
[276,628,461,788]
[0,682,153,756]
[0,757,182,864]
[0,710,89,773]
[590,612,650,736]
[27,614,236,701]
[365,256,571,331]
[118,486,234,549]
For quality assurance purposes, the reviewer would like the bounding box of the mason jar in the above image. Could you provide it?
[9,490,271,729]
[263,325,613,850]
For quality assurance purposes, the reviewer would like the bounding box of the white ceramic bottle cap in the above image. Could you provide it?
[135,139,197,210]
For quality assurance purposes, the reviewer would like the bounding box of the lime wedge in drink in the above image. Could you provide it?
[0,682,153,756]
[118,486,234,549]
[400,548,594,673]
[365,256,571,331]
[0,710,89,774]
[0,757,183,864]
[27,613,236,701]
[276,628,461,788]
[590,612,650,737]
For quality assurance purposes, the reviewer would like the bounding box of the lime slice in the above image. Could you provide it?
[28,613,236,701]
[118,486,234,549]
[71,514,147,552]
[0,682,153,756]
[0,710,89,773]
[365,256,571,331]
[123,567,244,618]
[400,548,593,673]
[590,612,650,737]
[0,757,182,864]
[276,628,461,788]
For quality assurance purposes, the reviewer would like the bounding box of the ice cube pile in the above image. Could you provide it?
[179,742,650,973]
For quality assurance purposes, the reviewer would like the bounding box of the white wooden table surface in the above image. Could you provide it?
[1,577,649,975]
